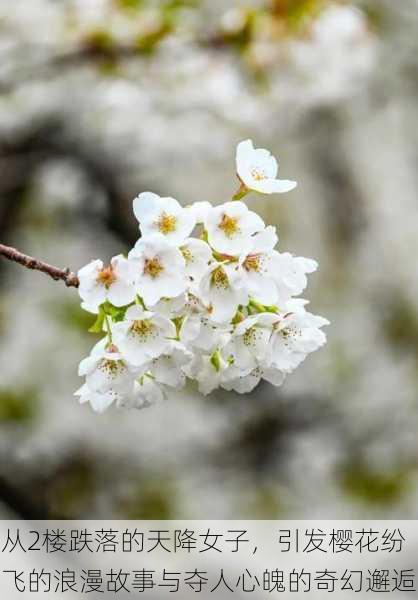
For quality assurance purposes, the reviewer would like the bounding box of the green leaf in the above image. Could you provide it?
[105,303,129,322]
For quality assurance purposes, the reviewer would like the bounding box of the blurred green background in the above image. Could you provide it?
[0,0,417,519]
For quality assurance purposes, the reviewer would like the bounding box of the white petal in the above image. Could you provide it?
[78,355,98,377]
[249,226,278,254]
[262,367,286,387]
[133,191,162,224]
[77,259,103,281]
[188,201,212,223]
[222,370,261,394]
[107,279,136,307]
[181,238,213,280]
[78,282,107,309]
[89,389,116,413]
[236,139,255,165]
[256,178,297,194]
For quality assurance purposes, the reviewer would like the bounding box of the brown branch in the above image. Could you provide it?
[0,243,79,288]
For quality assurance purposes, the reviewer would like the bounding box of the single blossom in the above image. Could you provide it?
[78,338,136,396]
[128,233,188,306]
[112,305,176,367]
[236,139,297,195]
[267,299,329,373]
[133,192,196,245]
[77,254,135,313]
[237,225,280,305]
[204,201,264,256]
[199,262,248,323]
[225,312,277,372]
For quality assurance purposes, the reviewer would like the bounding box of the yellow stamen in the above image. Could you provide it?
[130,319,155,340]
[156,212,177,235]
[143,257,164,278]
[98,358,125,378]
[211,266,229,290]
[96,265,116,289]
[243,326,262,347]
[218,213,240,239]
[243,254,261,272]
[251,167,267,181]
[181,246,193,264]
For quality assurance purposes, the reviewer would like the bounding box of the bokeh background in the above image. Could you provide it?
[0,0,417,520]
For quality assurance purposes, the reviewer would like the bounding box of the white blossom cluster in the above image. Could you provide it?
[75,140,329,413]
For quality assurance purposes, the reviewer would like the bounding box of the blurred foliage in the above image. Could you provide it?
[381,293,418,359]
[49,298,97,334]
[0,387,38,424]
[134,21,173,54]
[339,461,412,507]
[115,0,145,9]
[358,0,389,33]
[244,485,284,518]
[84,29,115,53]
[45,457,96,518]
[121,477,175,519]
[271,0,327,31]
[327,341,358,386]
[84,0,200,58]
[78,0,338,72]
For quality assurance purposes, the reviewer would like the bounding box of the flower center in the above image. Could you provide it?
[98,358,126,379]
[243,254,261,272]
[251,167,267,181]
[211,266,229,290]
[143,257,164,279]
[218,214,240,239]
[156,212,177,235]
[243,326,260,347]
[96,265,116,289]
[130,319,155,340]
[181,246,193,264]
[279,323,301,348]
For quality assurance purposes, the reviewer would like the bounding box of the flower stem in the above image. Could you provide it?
[135,295,146,309]
[104,314,113,343]
[232,182,249,201]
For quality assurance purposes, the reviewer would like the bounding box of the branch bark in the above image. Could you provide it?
[0,243,79,288]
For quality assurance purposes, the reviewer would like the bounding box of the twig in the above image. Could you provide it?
[0,243,79,288]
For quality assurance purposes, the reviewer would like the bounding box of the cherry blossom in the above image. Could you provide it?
[204,200,265,256]
[112,305,176,367]
[78,254,135,313]
[236,139,297,195]
[199,262,248,323]
[128,233,188,306]
[133,192,196,245]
